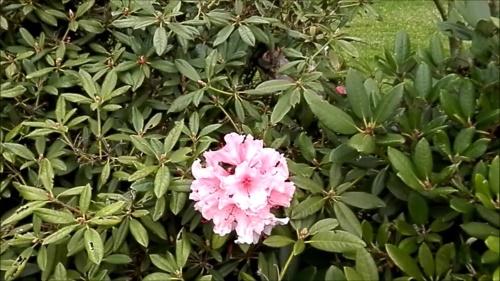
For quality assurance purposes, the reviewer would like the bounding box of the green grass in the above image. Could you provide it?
[345,0,442,62]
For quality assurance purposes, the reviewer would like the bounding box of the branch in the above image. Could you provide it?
[432,0,448,21]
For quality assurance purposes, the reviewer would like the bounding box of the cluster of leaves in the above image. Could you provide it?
[0,0,498,281]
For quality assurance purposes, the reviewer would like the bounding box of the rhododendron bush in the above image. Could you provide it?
[1,0,499,281]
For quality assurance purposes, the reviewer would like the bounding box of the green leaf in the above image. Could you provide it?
[408,192,428,225]
[415,63,432,98]
[1,85,26,98]
[308,231,365,253]
[1,201,47,226]
[4,247,33,281]
[79,184,92,214]
[26,67,54,79]
[128,166,157,182]
[263,235,295,247]
[34,208,74,224]
[101,70,117,99]
[413,138,432,179]
[348,133,375,154]
[373,84,404,123]
[453,127,475,154]
[150,253,177,273]
[418,243,435,277]
[334,201,362,237]
[103,254,132,264]
[130,218,149,247]
[19,27,35,46]
[153,27,168,56]
[244,80,295,95]
[39,158,54,191]
[461,222,498,239]
[170,191,187,215]
[356,248,379,281]
[309,219,339,235]
[131,106,144,133]
[84,228,104,265]
[79,69,97,98]
[2,143,35,160]
[42,224,79,245]
[270,92,292,125]
[458,79,475,118]
[238,25,255,46]
[176,231,191,267]
[175,59,201,82]
[130,135,155,156]
[214,24,235,46]
[394,31,410,65]
[462,138,490,159]
[340,192,385,209]
[435,243,455,277]
[486,236,500,253]
[291,176,323,194]
[143,272,173,281]
[386,244,424,281]
[303,90,358,134]
[346,69,371,119]
[75,0,95,18]
[295,133,315,163]
[344,267,362,281]
[456,0,491,26]
[291,196,324,219]
[95,201,126,217]
[489,156,499,194]
[388,147,423,190]
[154,165,171,198]
[164,121,184,153]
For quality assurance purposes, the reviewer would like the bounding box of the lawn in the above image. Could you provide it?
[345,0,443,62]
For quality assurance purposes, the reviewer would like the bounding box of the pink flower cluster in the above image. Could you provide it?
[189,133,295,244]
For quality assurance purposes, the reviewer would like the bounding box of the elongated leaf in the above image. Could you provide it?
[388,147,423,190]
[153,27,168,56]
[413,138,432,179]
[309,219,339,235]
[238,25,255,46]
[373,83,404,123]
[130,218,149,247]
[175,59,200,81]
[34,208,74,224]
[2,143,35,160]
[346,69,371,119]
[154,165,170,198]
[214,24,235,46]
[43,224,79,245]
[308,231,365,253]
[334,201,362,237]
[263,235,295,248]
[386,244,424,280]
[303,90,357,134]
[39,158,54,191]
[356,248,379,281]
[244,80,295,95]
[164,121,184,153]
[84,228,104,264]
[340,192,385,209]
[291,196,324,219]
[176,231,191,267]
[270,92,292,124]
[150,253,177,273]
[79,69,97,98]
[415,63,432,98]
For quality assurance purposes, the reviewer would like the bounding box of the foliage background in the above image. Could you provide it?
[0,0,499,281]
